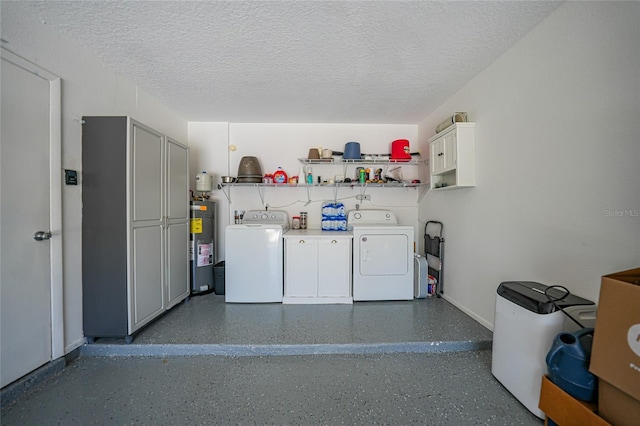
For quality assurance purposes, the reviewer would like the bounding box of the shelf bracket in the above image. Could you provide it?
[217,183,231,203]
[304,185,312,206]
[418,186,430,203]
[256,184,266,207]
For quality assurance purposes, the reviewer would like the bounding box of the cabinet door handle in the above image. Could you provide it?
[299,240,305,244]
[331,240,337,244]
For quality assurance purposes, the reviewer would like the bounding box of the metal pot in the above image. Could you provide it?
[220,176,236,183]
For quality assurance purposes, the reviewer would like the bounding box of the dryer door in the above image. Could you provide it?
[358,233,410,276]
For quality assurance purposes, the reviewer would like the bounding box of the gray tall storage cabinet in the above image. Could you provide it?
[82,117,190,343]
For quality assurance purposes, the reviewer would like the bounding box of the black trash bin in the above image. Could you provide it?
[213,261,225,295]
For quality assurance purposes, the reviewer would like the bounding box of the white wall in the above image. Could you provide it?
[4,1,638,353]
[188,123,421,260]
[418,1,640,329]
[1,4,188,353]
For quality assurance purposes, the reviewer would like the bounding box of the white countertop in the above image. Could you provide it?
[284,229,352,238]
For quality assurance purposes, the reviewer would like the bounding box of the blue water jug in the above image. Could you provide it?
[545,328,597,401]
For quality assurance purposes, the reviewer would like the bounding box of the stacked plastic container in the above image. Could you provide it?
[321,202,347,231]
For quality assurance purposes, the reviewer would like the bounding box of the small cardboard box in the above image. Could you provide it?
[539,375,610,426]
[589,268,640,426]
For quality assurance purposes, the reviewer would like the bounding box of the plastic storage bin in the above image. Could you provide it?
[491,281,595,419]
[213,261,225,295]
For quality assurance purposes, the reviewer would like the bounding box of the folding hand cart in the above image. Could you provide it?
[424,221,444,297]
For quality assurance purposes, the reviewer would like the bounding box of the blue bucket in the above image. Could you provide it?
[343,142,361,160]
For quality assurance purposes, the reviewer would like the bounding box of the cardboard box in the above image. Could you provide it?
[598,379,640,426]
[589,268,640,426]
[538,375,610,426]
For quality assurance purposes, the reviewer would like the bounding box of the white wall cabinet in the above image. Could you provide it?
[429,123,475,190]
[283,230,352,304]
[82,117,190,342]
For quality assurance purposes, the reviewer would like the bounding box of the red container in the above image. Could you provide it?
[391,139,411,161]
[273,167,288,184]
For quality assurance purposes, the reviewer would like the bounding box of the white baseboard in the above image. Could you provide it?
[442,294,494,332]
[65,336,86,354]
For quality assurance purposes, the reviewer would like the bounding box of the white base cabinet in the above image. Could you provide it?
[429,122,475,190]
[284,230,352,304]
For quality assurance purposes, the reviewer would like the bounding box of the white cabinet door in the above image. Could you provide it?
[166,221,189,307]
[430,138,445,175]
[129,121,165,333]
[442,130,457,173]
[430,130,457,174]
[285,238,318,297]
[318,238,351,297]
[130,225,164,332]
[165,138,190,308]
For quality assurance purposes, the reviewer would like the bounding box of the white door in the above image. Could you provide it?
[1,49,62,388]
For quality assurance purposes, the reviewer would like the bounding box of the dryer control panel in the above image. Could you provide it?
[347,209,398,226]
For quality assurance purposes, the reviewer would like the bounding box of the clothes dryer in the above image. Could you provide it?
[348,210,414,301]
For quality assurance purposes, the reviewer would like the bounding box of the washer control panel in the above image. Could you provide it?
[243,210,290,226]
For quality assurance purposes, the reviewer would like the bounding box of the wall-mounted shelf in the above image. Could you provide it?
[216,157,429,203]
[217,182,426,189]
[217,181,430,203]
[299,158,426,165]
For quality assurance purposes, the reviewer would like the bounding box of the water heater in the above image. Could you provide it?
[190,200,216,294]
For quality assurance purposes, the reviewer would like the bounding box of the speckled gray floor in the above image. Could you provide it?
[113,294,493,345]
[2,297,542,424]
[1,351,541,425]
[80,295,494,357]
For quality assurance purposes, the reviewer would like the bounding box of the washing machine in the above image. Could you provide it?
[225,210,289,303]
[348,210,414,301]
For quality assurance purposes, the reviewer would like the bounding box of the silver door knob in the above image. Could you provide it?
[33,231,52,241]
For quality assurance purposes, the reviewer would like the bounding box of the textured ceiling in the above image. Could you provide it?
[4,1,563,124]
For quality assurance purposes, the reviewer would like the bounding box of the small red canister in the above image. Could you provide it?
[391,139,411,161]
